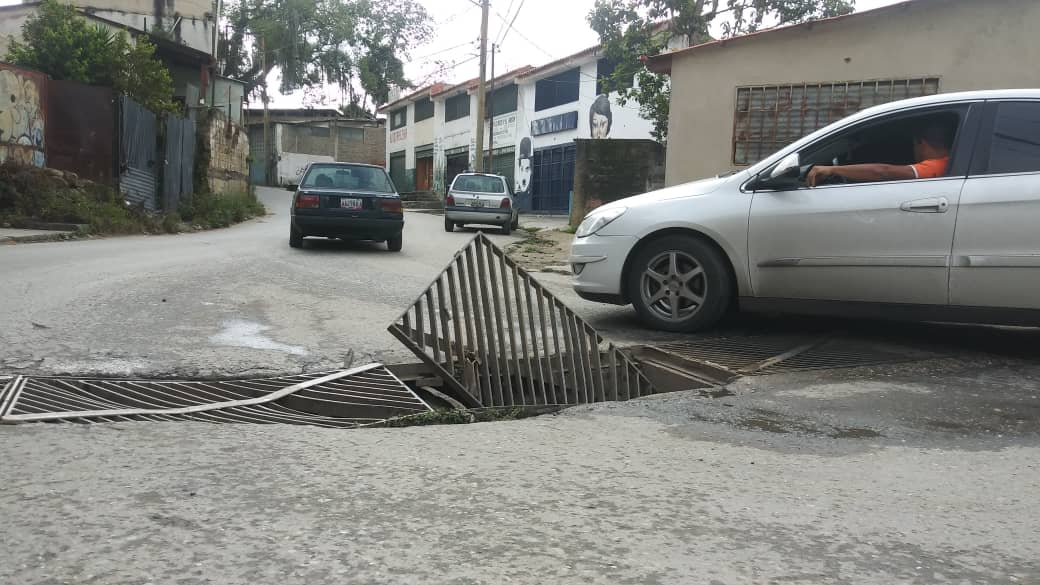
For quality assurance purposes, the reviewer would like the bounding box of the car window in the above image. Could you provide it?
[301,164,395,193]
[796,107,965,185]
[452,175,506,194]
[981,102,1040,175]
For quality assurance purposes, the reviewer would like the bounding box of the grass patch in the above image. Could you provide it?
[179,189,267,229]
[0,161,265,236]
[378,406,560,428]
[559,225,577,234]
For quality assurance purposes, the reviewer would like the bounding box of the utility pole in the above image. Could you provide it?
[488,43,496,172]
[260,34,272,185]
[473,0,489,172]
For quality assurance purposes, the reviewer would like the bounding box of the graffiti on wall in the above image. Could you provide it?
[0,67,45,167]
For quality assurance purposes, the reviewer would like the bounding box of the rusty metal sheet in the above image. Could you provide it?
[46,79,116,184]
[388,233,656,408]
[0,63,47,167]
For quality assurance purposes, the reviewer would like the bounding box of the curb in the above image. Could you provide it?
[0,232,77,244]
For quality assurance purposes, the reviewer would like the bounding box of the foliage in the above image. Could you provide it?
[0,162,266,236]
[5,0,178,114]
[588,0,855,141]
[219,0,432,113]
[179,189,267,229]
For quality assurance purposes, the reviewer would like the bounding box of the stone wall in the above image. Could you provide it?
[196,109,250,195]
[570,139,666,226]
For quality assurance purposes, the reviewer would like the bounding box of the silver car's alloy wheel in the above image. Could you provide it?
[639,250,707,322]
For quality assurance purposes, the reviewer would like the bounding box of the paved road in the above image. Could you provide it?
[0,187,532,377]
[4,189,1040,584]
[1,355,1038,585]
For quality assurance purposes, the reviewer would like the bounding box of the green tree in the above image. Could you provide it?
[6,0,177,114]
[588,0,855,141]
[219,0,432,113]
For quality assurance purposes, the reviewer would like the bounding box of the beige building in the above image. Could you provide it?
[647,0,1040,185]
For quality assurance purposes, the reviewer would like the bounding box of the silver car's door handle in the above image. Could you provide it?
[900,197,949,213]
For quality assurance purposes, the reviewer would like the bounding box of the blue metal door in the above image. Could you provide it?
[531,144,575,213]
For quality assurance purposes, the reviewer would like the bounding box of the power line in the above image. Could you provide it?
[415,54,480,86]
[495,0,525,46]
[494,0,516,41]
[492,7,553,59]
[413,39,477,62]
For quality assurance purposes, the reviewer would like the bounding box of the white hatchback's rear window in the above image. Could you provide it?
[452,175,505,194]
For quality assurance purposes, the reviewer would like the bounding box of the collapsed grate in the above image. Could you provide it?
[650,335,939,377]
[388,233,656,408]
[0,364,431,427]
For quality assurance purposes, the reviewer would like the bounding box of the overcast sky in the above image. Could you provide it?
[275,0,907,108]
[0,0,907,107]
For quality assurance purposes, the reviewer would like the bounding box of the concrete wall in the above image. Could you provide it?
[197,109,249,194]
[279,122,385,165]
[85,9,214,55]
[571,139,665,225]
[663,0,1040,184]
[0,63,46,167]
[0,5,33,56]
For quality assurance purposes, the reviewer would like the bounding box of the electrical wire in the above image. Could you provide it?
[492,6,554,59]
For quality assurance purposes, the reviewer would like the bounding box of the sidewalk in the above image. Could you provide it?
[0,227,76,244]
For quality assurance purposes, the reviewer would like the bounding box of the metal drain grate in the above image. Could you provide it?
[649,335,938,376]
[652,336,815,374]
[756,338,937,374]
[388,233,656,408]
[0,365,431,427]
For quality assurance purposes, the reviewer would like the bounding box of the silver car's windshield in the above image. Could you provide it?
[453,175,505,194]
[302,164,395,193]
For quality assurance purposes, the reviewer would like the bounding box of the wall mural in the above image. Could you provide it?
[589,94,613,139]
[514,136,533,208]
[0,67,46,167]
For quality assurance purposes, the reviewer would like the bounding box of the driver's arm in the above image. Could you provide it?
[807,164,916,187]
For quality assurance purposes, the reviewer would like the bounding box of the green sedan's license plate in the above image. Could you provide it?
[340,197,362,210]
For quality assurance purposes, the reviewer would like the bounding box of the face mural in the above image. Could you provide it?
[589,94,613,139]
[516,136,533,195]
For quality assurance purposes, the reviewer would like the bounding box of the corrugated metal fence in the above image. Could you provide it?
[119,96,160,211]
[163,115,195,212]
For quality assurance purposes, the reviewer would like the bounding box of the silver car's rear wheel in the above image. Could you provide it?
[639,251,707,322]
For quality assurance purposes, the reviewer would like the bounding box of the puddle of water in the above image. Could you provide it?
[210,320,308,356]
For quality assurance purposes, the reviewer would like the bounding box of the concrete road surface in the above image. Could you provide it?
[0,187,527,377]
[1,354,1038,585]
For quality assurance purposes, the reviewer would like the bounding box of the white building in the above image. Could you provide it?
[377,44,660,213]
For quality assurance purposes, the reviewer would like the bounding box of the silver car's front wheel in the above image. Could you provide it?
[639,251,707,322]
[627,235,732,332]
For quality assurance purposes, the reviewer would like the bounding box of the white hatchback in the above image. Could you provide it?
[444,173,519,235]
[571,89,1040,332]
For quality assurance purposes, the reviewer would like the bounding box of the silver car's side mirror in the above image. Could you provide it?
[770,152,800,179]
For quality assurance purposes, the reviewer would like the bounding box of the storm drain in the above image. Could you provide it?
[389,233,656,408]
[0,364,431,427]
[644,335,940,380]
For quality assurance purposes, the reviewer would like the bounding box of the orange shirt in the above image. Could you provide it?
[911,157,949,179]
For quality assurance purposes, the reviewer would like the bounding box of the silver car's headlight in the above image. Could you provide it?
[576,207,627,238]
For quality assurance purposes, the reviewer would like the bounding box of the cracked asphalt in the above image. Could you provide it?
[0,187,526,378]
[3,187,1040,584]
[2,355,1038,584]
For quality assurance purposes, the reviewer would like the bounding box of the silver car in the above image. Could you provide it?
[444,173,519,235]
[571,89,1040,332]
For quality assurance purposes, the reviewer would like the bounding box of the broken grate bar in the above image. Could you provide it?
[388,232,656,408]
[647,335,941,377]
[0,365,431,427]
